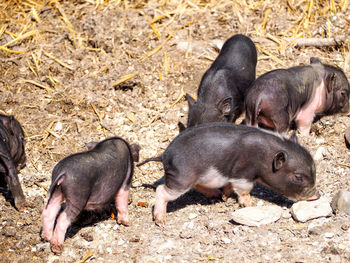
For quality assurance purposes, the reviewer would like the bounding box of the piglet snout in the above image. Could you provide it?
[306,191,320,201]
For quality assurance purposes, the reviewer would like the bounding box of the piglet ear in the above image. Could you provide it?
[273,151,287,172]
[86,141,98,150]
[185,93,196,108]
[218,97,232,116]
[130,144,141,162]
[178,122,186,132]
[324,72,335,93]
[289,131,298,144]
[310,57,322,64]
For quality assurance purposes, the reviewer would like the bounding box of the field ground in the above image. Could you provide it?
[0,1,350,262]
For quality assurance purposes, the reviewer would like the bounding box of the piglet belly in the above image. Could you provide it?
[295,80,326,132]
[197,166,229,188]
[84,187,119,210]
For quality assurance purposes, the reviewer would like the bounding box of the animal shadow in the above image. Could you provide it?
[143,177,294,214]
[48,203,117,240]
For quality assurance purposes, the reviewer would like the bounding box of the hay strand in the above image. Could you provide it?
[4,30,39,48]
[112,73,137,87]
[21,79,54,92]
[43,52,74,70]
[140,35,172,61]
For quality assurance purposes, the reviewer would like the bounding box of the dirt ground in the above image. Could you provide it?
[0,0,350,262]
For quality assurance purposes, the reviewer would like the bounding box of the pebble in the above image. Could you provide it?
[188,213,197,220]
[2,226,16,237]
[332,190,350,214]
[290,197,332,222]
[314,146,326,161]
[281,208,291,219]
[222,237,231,244]
[307,223,326,236]
[324,232,334,239]
[231,205,283,227]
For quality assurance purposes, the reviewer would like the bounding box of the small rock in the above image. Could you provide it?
[15,239,27,249]
[231,205,283,227]
[308,223,326,236]
[314,146,326,161]
[341,224,350,231]
[184,221,194,229]
[281,208,291,219]
[2,226,16,237]
[118,239,125,246]
[291,197,332,222]
[331,190,350,214]
[188,213,197,220]
[221,237,231,244]
[179,231,192,239]
[35,243,50,252]
[80,232,94,242]
[324,232,334,239]
[54,121,63,131]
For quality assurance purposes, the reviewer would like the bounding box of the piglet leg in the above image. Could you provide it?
[50,210,71,254]
[41,190,64,242]
[296,80,326,136]
[115,187,130,226]
[3,157,26,210]
[296,118,313,136]
[222,183,235,201]
[231,179,254,207]
[153,184,183,226]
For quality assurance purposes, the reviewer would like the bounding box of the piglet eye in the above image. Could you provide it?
[340,91,346,98]
[293,174,303,183]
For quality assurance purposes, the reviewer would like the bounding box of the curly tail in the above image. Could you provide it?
[136,156,162,167]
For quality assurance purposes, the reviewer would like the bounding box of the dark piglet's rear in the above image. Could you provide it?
[245,57,350,135]
[138,123,317,226]
[179,34,257,131]
[0,114,26,210]
[41,137,140,254]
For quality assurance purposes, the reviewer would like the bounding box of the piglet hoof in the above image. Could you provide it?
[41,232,52,242]
[238,194,253,207]
[154,218,165,227]
[50,243,63,255]
[153,212,165,227]
[117,218,130,227]
[222,194,229,202]
[15,199,26,212]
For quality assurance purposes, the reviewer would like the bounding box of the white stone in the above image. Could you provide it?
[314,146,326,161]
[324,232,334,239]
[231,205,283,227]
[331,190,350,214]
[188,213,197,220]
[54,121,63,131]
[222,237,231,244]
[291,196,332,222]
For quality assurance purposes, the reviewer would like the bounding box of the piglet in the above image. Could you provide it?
[0,114,26,210]
[179,34,257,131]
[138,123,318,226]
[41,137,140,254]
[245,57,350,135]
